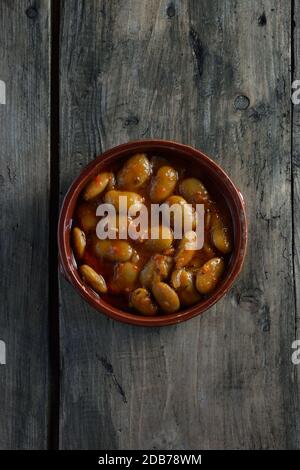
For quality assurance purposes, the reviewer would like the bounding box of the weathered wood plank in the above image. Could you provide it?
[0,0,51,449]
[292,0,300,447]
[59,0,297,449]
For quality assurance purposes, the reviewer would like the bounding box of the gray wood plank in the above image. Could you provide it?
[0,0,51,449]
[59,0,298,449]
[292,0,300,447]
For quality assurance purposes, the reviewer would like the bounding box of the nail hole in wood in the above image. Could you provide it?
[26,6,38,19]
[258,12,267,26]
[166,3,176,18]
[123,116,139,127]
[234,95,250,111]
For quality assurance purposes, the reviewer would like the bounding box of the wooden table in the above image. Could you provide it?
[0,0,299,450]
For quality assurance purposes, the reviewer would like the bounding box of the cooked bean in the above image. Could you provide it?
[174,231,197,268]
[171,268,190,289]
[140,258,160,289]
[131,249,140,265]
[151,156,168,172]
[211,214,232,254]
[165,195,196,230]
[188,242,216,271]
[179,284,201,306]
[187,255,203,270]
[150,166,178,203]
[196,257,225,294]
[130,288,158,316]
[205,209,212,230]
[203,241,216,258]
[94,239,133,262]
[171,268,201,306]
[179,177,209,203]
[163,247,175,256]
[79,264,107,294]
[82,172,114,200]
[117,153,152,190]
[144,225,173,252]
[104,190,144,212]
[152,281,180,313]
[107,173,116,190]
[72,227,86,259]
[139,254,173,289]
[111,262,139,293]
[165,195,187,207]
[76,202,98,232]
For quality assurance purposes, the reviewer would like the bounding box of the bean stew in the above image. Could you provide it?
[71,153,233,316]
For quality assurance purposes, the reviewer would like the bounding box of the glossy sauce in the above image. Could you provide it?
[72,153,233,315]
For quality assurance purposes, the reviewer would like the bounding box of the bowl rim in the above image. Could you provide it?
[58,139,248,327]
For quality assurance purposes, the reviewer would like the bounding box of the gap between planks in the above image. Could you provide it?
[48,0,61,450]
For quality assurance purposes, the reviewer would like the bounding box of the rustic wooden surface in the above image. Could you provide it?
[0,0,51,449]
[1,0,300,450]
[293,0,300,444]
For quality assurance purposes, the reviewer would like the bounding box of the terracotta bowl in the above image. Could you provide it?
[58,140,247,326]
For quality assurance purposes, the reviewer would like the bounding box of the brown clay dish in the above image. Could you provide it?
[58,140,247,326]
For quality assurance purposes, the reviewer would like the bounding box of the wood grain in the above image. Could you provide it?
[57,0,298,449]
[292,0,300,447]
[0,0,50,449]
